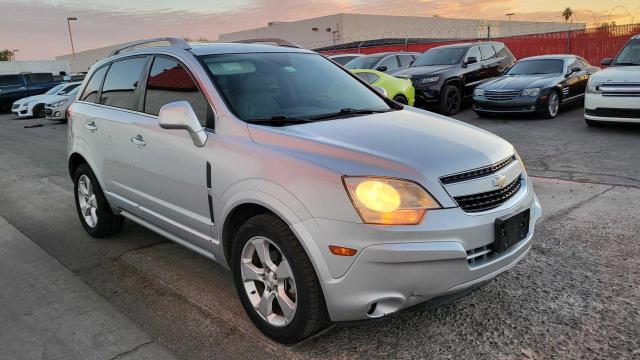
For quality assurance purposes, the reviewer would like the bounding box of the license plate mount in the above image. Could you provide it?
[493,209,530,253]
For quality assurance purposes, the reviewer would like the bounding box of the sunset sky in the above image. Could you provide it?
[2,0,639,60]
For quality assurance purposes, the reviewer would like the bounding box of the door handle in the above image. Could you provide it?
[130,135,146,147]
[84,121,97,131]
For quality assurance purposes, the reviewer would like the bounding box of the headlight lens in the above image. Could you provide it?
[521,88,541,97]
[474,88,485,96]
[50,100,66,107]
[343,177,440,225]
[419,75,440,84]
[586,82,600,94]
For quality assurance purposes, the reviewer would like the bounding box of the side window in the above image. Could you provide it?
[493,43,511,58]
[480,45,497,61]
[61,83,80,94]
[144,56,211,127]
[27,73,54,84]
[100,57,148,111]
[398,55,414,67]
[567,58,580,71]
[367,73,380,84]
[377,56,398,71]
[80,66,109,103]
[465,47,481,62]
[0,75,21,86]
[577,58,590,68]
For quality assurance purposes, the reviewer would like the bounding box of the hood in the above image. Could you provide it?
[480,74,561,90]
[43,95,69,105]
[589,66,640,83]
[14,94,65,105]
[248,107,514,203]
[391,65,456,77]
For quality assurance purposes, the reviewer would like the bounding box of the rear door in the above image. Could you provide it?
[479,44,500,79]
[125,55,215,250]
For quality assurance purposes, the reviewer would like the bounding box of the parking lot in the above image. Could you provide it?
[0,104,639,359]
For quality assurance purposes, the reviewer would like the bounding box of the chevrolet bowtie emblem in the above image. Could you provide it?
[493,174,508,188]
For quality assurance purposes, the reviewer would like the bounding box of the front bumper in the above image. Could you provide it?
[413,84,443,108]
[584,93,640,123]
[473,96,543,114]
[295,180,541,322]
[45,105,65,120]
[12,103,32,118]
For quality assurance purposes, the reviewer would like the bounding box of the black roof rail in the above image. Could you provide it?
[233,38,301,49]
[108,37,191,57]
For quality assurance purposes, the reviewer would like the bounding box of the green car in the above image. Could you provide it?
[351,69,415,106]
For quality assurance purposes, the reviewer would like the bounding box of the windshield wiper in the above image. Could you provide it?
[245,115,311,126]
[309,108,393,121]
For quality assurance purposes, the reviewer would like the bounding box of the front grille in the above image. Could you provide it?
[599,83,640,97]
[484,90,520,101]
[440,155,516,185]
[454,176,522,213]
[586,108,640,119]
[12,103,19,110]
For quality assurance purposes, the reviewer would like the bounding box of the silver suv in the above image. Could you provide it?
[67,38,541,343]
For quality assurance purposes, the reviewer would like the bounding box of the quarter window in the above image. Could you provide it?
[100,57,148,111]
[80,66,109,103]
[144,56,211,127]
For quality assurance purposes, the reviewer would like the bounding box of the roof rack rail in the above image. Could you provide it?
[233,38,301,49]
[108,37,191,57]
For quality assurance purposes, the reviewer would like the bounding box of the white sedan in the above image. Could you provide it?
[12,82,81,118]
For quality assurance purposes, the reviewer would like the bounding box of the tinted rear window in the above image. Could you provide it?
[100,57,148,111]
[26,73,54,84]
[0,75,21,86]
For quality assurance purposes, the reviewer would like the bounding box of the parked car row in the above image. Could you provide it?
[11,81,81,119]
[329,34,640,126]
[0,72,63,112]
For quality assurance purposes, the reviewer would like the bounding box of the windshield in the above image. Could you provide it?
[507,59,565,75]
[344,55,382,69]
[199,52,391,123]
[45,84,65,95]
[613,39,640,66]
[413,47,466,66]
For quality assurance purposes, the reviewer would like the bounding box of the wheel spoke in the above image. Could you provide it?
[257,289,275,319]
[241,262,264,281]
[254,238,276,272]
[275,259,293,280]
[275,288,296,322]
[79,178,89,196]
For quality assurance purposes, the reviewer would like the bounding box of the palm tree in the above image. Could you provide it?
[562,7,574,23]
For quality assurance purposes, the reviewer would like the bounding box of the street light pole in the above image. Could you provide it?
[66,17,78,60]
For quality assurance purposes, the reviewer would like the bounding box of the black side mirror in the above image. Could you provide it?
[600,58,613,66]
[376,65,388,72]
[566,66,581,77]
[409,60,414,66]
[465,57,478,65]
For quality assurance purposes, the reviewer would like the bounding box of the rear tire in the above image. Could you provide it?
[231,214,329,344]
[439,85,462,115]
[73,163,124,237]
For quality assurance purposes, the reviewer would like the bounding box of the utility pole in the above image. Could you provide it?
[67,17,78,60]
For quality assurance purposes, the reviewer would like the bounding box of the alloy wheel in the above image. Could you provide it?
[548,92,560,117]
[240,236,297,327]
[447,90,460,113]
[77,174,98,228]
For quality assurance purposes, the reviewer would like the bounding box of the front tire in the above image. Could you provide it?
[231,214,329,343]
[439,85,462,115]
[32,104,45,118]
[73,163,124,237]
[541,90,560,119]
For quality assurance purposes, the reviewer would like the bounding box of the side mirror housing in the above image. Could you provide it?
[566,66,582,77]
[376,65,388,72]
[464,57,478,66]
[158,101,207,147]
[601,58,613,66]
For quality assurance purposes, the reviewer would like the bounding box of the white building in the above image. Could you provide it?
[218,13,584,49]
[0,60,70,75]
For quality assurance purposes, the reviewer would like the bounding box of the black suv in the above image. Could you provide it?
[391,41,515,115]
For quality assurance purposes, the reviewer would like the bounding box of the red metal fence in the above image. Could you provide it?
[320,23,640,66]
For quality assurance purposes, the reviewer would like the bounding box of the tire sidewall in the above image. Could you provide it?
[231,215,317,343]
[440,85,461,115]
[542,90,560,119]
[73,164,112,236]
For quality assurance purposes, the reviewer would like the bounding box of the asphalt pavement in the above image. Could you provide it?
[0,105,638,359]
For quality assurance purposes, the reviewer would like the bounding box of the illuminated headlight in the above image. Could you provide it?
[521,88,541,97]
[586,81,600,94]
[419,75,440,84]
[343,177,440,225]
[474,88,485,97]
